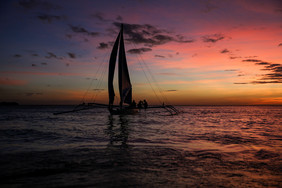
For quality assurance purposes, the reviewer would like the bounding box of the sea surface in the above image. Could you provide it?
[0,105,281,187]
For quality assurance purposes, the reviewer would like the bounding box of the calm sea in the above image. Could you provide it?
[0,105,281,187]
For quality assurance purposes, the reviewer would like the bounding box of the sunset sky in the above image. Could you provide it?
[0,0,281,105]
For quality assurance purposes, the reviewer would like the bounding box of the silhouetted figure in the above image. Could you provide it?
[137,100,143,109]
[131,100,136,108]
[143,99,148,109]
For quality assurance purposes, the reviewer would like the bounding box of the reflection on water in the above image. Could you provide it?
[0,106,281,187]
[106,115,129,147]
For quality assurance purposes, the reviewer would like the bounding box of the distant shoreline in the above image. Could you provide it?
[0,102,19,106]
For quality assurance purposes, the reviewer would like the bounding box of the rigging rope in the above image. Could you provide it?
[80,36,173,107]
[79,49,110,104]
[80,56,104,103]
[134,51,163,105]
[131,42,171,105]
[89,50,110,103]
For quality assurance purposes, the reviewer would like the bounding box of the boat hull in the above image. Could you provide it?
[109,108,139,115]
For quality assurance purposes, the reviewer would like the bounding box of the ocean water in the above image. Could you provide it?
[0,105,281,187]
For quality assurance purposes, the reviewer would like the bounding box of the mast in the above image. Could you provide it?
[108,24,132,111]
[118,24,132,108]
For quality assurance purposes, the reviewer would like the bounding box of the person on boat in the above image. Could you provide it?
[130,100,136,108]
[137,100,143,109]
[143,99,148,109]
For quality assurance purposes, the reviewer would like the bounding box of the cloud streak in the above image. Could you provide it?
[242,59,282,84]
[13,54,22,58]
[220,49,229,53]
[37,14,64,23]
[202,33,225,43]
[127,48,152,54]
[67,52,76,59]
[155,55,165,58]
[91,12,110,22]
[25,92,43,97]
[69,25,99,37]
[97,42,109,49]
[45,52,62,59]
[113,22,194,47]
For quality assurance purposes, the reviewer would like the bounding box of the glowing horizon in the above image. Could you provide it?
[0,0,281,105]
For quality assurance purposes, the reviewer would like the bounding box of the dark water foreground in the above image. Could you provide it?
[0,106,281,187]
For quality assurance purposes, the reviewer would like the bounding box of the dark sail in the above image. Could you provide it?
[108,32,120,106]
[118,24,132,106]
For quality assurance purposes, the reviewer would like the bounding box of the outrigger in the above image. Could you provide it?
[54,24,180,116]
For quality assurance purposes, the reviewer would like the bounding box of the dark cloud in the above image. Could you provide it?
[45,52,62,59]
[37,14,64,23]
[18,0,61,10]
[69,25,99,37]
[91,12,109,22]
[166,90,178,92]
[97,42,109,49]
[202,1,218,13]
[116,15,123,21]
[66,63,70,67]
[86,77,97,80]
[41,62,47,65]
[67,52,76,59]
[237,74,245,77]
[255,62,269,65]
[155,55,165,58]
[229,56,241,59]
[221,49,229,53]
[31,53,38,57]
[65,34,72,39]
[127,48,152,54]
[93,89,104,91]
[113,22,194,47]
[13,54,22,58]
[251,80,281,84]
[278,43,282,47]
[31,64,36,67]
[242,59,262,62]
[244,58,282,84]
[264,64,280,69]
[276,8,282,13]
[25,92,43,96]
[202,33,225,43]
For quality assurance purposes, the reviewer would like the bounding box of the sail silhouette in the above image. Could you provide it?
[108,24,133,114]
[54,24,179,116]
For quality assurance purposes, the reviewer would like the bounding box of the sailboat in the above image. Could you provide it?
[107,24,138,115]
[54,24,180,115]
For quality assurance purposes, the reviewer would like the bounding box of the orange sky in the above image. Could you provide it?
[0,0,281,105]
